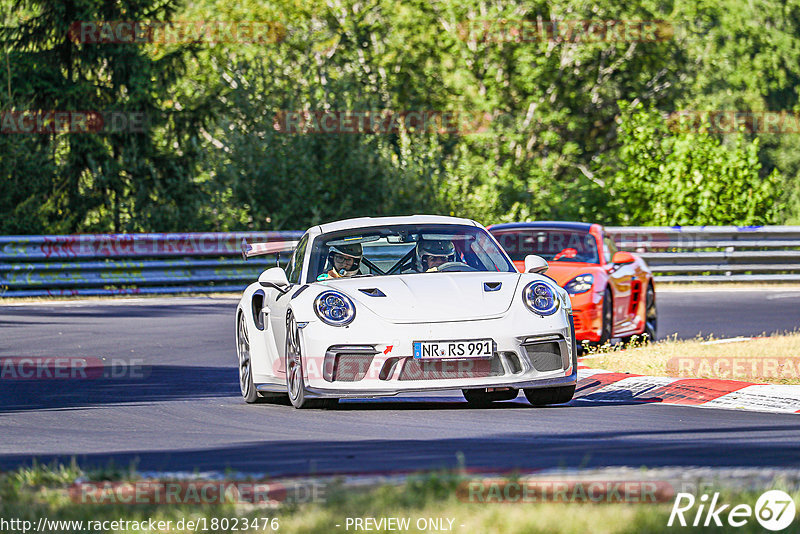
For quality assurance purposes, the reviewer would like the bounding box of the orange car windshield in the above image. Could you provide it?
[493,229,599,263]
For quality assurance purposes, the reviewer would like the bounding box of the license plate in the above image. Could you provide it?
[413,339,494,360]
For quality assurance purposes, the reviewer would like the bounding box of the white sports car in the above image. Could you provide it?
[236,215,578,408]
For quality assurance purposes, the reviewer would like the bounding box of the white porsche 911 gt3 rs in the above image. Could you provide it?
[236,215,578,408]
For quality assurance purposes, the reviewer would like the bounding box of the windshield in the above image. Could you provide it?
[491,228,600,264]
[307,224,515,282]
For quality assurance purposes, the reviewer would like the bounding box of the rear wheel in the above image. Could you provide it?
[462,388,518,406]
[588,287,613,349]
[237,313,262,404]
[624,283,657,346]
[644,283,657,341]
[524,385,576,406]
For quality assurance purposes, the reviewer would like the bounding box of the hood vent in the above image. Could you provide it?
[359,287,386,297]
[483,282,502,292]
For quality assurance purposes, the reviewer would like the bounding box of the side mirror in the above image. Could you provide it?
[258,267,289,288]
[612,251,635,265]
[524,255,549,274]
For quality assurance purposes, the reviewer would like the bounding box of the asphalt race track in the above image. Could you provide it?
[1,288,799,476]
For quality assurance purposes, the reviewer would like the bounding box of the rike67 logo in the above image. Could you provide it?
[668,490,796,531]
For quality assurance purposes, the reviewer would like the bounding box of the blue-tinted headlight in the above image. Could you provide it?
[314,291,356,326]
[523,281,559,316]
[564,273,594,294]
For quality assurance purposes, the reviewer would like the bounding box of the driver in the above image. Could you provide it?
[317,243,363,280]
[415,238,456,272]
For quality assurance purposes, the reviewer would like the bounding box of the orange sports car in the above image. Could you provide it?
[489,222,656,345]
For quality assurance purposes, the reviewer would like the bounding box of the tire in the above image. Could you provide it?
[588,287,613,348]
[285,311,310,408]
[621,283,657,347]
[285,311,338,409]
[462,388,518,406]
[237,312,263,404]
[644,283,657,342]
[524,385,576,406]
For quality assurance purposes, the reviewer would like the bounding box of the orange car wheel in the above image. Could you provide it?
[598,287,613,346]
[644,283,657,341]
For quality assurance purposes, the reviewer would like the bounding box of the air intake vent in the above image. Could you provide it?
[359,288,386,297]
[523,342,563,372]
[483,282,502,292]
[333,354,373,381]
[323,346,378,382]
[503,352,523,374]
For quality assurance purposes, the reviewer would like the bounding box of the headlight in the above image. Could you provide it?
[314,291,356,326]
[522,281,559,316]
[564,274,594,294]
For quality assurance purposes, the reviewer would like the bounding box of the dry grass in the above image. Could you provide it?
[584,333,800,385]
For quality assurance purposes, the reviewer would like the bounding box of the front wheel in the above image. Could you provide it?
[285,312,338,409]
[524,385,575,406]
[462,388,518,406]
[285,311,310,408]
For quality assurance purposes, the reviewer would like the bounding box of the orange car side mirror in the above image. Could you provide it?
[612,251,635,265]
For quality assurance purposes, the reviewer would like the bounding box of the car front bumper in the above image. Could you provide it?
[263,308,578,399]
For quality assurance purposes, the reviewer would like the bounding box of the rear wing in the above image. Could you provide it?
[241,238,298,260]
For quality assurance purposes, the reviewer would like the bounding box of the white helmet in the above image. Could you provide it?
[415,239,455,271]
[327,242,363,276]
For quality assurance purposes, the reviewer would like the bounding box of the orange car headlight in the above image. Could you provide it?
[564,274,593,294]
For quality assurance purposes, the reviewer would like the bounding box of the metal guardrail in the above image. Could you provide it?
[0,232,302,297]
[606,226,800,282]
[1,226,799,297]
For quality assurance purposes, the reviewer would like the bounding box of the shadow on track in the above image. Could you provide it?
[0,365,238,413]
[3,421,800,476]
[0,303,236,321]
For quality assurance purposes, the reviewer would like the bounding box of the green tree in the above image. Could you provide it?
[0,0,216,233]
[605,102,780,225]
[672,0,800,223]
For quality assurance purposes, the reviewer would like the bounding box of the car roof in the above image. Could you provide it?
[315,215,479,234]
[489,221,596,232]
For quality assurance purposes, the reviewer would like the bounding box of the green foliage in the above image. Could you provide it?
[0,0,796,232]
[195,0,692,229]
[606,102,780,225]
[0,0,217,233]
